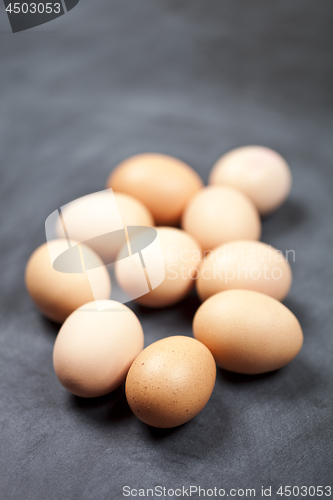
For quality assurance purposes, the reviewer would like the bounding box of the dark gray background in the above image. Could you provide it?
[0,1,332,499]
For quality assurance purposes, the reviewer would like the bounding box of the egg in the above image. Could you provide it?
[125,336,216,428]
[193,289,303,374]
[56,191,154,263]
[106,153,203,225]
[112,191,154,227]
[182,186,261,251]
[209,146,292,215]
[25,239,111,323]
[53,300,144,397]
[197,240,292,302]
[115,227,202,307]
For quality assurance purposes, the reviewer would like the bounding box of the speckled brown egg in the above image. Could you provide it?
[193,290,303,374]
[106,153,203,225]
[25,239,111,323]
[125,336,216,428]
[182,186,261,251]
[197,240,292,302]
[53,300,144,397]
[209,146,292,215]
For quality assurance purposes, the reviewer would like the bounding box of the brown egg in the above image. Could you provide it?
[25,239,111,323]
[209,146,292,215]
[56,191,154,263]
[106,153,203,225]
[193,290,303,374]
[197,240,292,302]
[53,300,144,397]
[182,186,261,251]
[125,336,216,428]
[115,227,202,308]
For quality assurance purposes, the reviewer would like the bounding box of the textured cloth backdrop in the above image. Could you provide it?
[0,1,332,499]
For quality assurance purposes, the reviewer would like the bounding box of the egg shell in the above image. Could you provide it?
[116,227,202,308]
[56,191,154,263]
[107,153,203,225]
[182,186,261,251]
[193,289,303,374]
[209,146,292,215]
[25,239,111,323]
[125,336,216,428]
[53,300,144,397]
[197,240,292,302]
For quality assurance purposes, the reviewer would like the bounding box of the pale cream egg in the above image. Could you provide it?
[53,300,144,397]
[209,146,292,215]
[56,191,154,263]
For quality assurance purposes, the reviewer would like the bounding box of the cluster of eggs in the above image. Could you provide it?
[25,146,303,429]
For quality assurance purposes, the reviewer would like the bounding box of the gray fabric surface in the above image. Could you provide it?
[0,1,332,499]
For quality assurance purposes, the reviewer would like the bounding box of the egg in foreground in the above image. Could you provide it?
[125,336,216,428]
[193,290,303,374]
[53,300,144,397]
[107,153,203,226]
[25,239,111,323]
[182,186,261,251]
[209,146,292,215]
